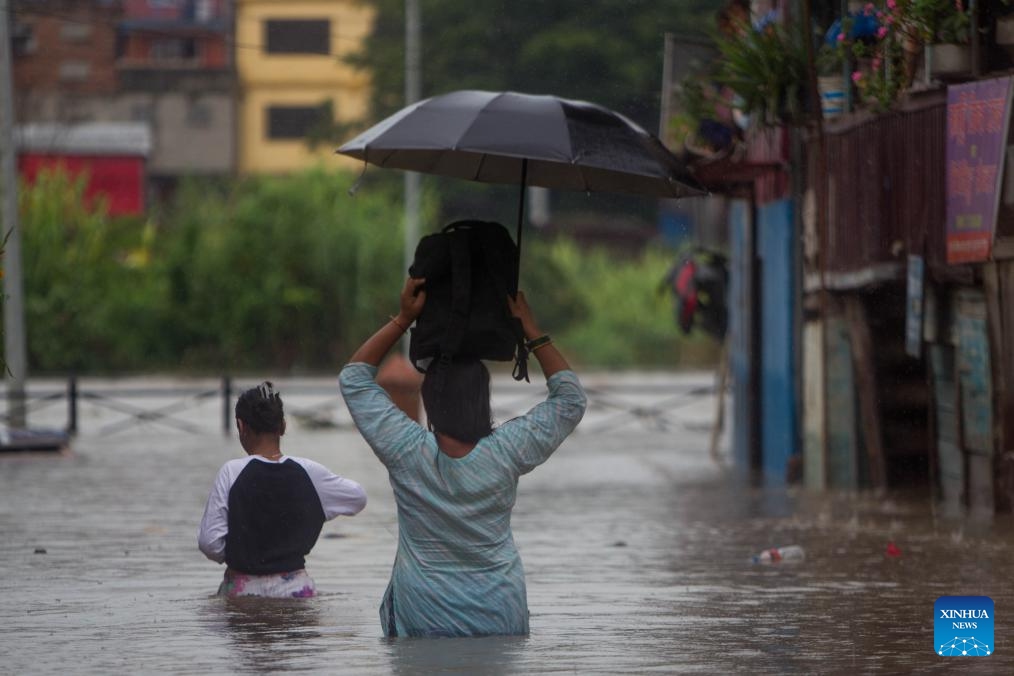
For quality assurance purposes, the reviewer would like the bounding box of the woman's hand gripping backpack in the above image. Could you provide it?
[408,220,530,381]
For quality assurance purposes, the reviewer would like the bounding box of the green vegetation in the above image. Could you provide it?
[343,0,730,227]
[521,238,719,369]
[714,19,811,128]
[19,170,167,372]
[11,167,718,374]
[347,0,726,125]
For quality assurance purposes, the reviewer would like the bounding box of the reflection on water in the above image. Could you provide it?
[214,597,322,670]
[385,636,526,676]
[2,376,1013,673]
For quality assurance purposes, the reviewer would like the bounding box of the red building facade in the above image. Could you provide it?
[17,123,151,216]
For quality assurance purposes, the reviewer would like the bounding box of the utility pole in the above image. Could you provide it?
[0,0,27,428]
[403,0,421,355]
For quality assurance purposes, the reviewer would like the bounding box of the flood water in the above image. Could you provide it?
[1,372,1011,674]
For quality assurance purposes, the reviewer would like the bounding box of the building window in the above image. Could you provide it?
[266,104,329,140]
[151,38,197,61]
[264,19,330,55]
[59,22,92,43]
[187,101,212,128]
[195,0,215,23]
[58,60,91,82]
[131,102,154,122]
[12,21,36,56]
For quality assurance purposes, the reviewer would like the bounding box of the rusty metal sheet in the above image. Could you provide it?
[821,102,947,279]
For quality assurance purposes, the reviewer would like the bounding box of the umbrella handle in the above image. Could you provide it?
[514,158,528,292]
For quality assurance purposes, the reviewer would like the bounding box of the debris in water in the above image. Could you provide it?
[34,547,46,554]
[751,545,805,564]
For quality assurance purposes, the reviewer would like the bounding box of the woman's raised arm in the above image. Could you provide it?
[347,277,426,366]
[507,291,571,380]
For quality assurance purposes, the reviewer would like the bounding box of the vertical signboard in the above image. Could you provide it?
[956,290,993,454]
[905,254,924,358]
[946,77,1014,264]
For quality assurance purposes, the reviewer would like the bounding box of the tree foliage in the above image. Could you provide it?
[522,237,719,368]
[153,169,422,372]
[19,169,166,372]
[12,167,716,374]
[347,0,727,130]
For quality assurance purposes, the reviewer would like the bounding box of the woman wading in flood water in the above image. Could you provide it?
[339,277,586,637]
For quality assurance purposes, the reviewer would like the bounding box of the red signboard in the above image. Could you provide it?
[18,154,146,216]
[946,77,1014,264]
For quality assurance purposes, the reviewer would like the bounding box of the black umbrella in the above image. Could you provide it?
[336,90,707,274]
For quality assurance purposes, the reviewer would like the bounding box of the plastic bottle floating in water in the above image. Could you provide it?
[751,545,805,564]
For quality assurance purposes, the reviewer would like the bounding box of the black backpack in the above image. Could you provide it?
[408,220,530,381]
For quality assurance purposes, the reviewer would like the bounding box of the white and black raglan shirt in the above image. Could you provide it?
[198,455,367,575]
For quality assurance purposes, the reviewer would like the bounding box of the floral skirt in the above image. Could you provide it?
[217,568,316,598]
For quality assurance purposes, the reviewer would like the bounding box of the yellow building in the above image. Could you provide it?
[236,0,373,174]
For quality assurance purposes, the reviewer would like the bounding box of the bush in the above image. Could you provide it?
[156,168,431,371]
[521,237,720,369]
[13,166,717,374]
[17,169,167,372]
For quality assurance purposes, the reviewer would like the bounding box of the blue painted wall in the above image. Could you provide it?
[728,200,753,471]
[758,199,798,482]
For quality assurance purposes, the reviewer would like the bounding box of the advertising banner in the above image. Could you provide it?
[946,77,1013,264]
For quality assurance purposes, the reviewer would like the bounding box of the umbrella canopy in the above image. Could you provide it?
[337,90,707,199]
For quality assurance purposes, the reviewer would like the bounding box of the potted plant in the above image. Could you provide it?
[906,0,972,77]
[668,73,740,158]
[817,43,848,119]
[714,18,810,128]
[851,31,910,111]
[831,3,913,112]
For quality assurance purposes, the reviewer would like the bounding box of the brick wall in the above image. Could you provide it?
[13,3,121,95]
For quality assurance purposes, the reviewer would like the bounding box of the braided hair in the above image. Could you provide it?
[235,381,285,435]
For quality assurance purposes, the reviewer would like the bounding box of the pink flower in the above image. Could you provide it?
[885,14,894,25]
[837,32,846,42]
[887,0,896,8]
[852,71,864,83]
[872,57,882,70]
[877,26,889,39]
[864,2,875,15]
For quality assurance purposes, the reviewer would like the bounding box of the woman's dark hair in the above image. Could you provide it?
[421,359,493,443]
[235,381,285,434]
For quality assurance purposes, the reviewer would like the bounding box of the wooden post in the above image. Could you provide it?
[984,262,1014,511]
[222,376,232,436]
[844,296,887,490]
[709,338,729,465]
[67,375,77,436]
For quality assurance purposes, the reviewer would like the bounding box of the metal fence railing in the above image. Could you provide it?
[0,376,719,439]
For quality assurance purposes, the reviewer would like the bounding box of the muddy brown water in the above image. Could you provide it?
[1,374,1011,674]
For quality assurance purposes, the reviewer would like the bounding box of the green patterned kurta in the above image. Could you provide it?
[339,363,586,637]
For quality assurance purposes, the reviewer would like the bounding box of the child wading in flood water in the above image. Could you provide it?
[198,382,367,597]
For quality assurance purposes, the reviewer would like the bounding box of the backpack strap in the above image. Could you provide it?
[439,223,472,361]
[474,224,530,382]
